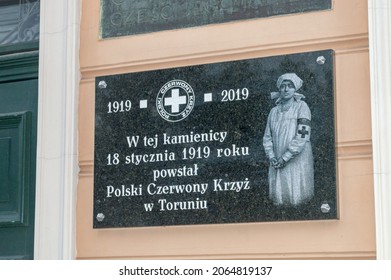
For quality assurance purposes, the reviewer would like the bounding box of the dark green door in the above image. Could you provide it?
[0,0,40,260]
[0,53,38,259]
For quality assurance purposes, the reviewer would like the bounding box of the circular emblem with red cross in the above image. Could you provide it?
[156,80,195,122]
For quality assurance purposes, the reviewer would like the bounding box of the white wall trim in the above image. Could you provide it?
[368,0,391,260]
[34,0,81,259]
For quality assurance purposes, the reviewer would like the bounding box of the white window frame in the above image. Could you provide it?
[368,0,391,260]
[34,0,80,259]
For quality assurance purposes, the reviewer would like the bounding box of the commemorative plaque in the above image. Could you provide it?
[94,50,337,228]
[101,0,332,38]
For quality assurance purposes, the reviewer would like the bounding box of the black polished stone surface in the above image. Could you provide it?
[94,50,337,228]
[101,0,332,38]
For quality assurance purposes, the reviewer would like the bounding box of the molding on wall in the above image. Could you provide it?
[334,47,369,55]
[80,33,369,79]
[337,140,372,160]
[79,160,93,177]
[78,250,376,260]
[34,0,81,260]
[368,0,391,260]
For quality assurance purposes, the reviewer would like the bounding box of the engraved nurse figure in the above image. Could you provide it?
[263,73,314,206]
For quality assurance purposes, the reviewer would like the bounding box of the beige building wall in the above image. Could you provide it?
[77,0,375,259]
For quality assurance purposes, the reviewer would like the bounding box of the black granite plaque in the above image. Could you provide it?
[101,0,332,38]
[94,50,337,228]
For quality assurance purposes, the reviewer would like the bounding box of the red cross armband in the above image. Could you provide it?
[297,118,311,141]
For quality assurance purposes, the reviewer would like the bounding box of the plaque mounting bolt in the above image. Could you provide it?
[98,80,107,89]
[320,203,331,213]
[96,213,105,222]
[316,56,326,65]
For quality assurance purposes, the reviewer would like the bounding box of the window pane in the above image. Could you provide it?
[0,0,40,47]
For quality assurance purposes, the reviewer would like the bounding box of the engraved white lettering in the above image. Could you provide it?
[158,198,207,211]
[126,135,139,147]
[124,150,176,165]
[147,182,208,196]
[106,184,143,198]
[213,178,250,192]
[163,130,227,145]
[152,164,198,181]
[216,144,249,157]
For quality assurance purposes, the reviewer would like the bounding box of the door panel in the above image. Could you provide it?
[0,111,32,226]
[0,74,37,260]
